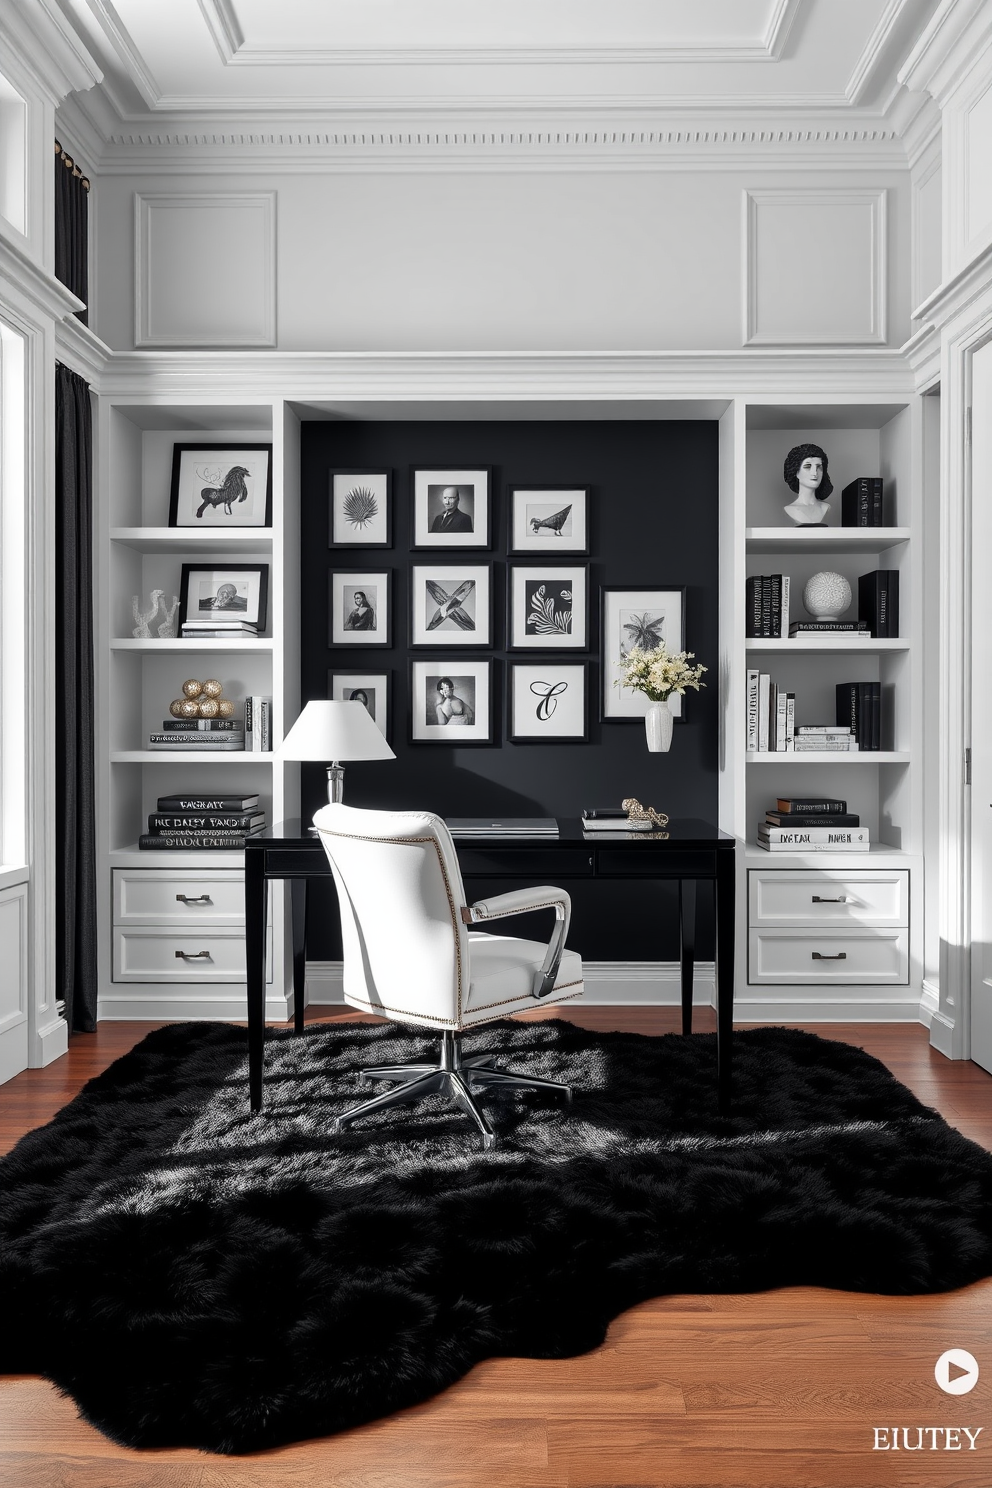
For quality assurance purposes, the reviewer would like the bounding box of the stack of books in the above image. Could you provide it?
[147,716,244,751]
[788,620,870,638]
[581,808,654,833]
[245,696,272,752]
[758,797,869,853]
[836,682,881,750]
[792,725,857,754]
[139,792,265,850]
[858,569,899,637]
[746,671,794,751]
[181,619,259,639]
[841,477,885,527]
[745,574,790,638]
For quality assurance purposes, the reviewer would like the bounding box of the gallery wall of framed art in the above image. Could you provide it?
[299,418,718,960]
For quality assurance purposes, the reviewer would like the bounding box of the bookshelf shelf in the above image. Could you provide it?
[746,751,910,765]
[111,639,275,653]
[111,527,275,554]
[111,750,275,764]
[745,527,910,553]
[746,638,909,653]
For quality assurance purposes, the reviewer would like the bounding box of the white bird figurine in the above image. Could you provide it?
[157,595,180,638]
[132,589,164,638]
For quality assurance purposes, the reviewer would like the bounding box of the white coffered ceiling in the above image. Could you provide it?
[50,0,943,159]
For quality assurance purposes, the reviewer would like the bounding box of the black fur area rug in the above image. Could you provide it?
[3,1020,992,1454]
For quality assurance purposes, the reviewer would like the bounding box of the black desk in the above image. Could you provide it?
[244,817,736,1114]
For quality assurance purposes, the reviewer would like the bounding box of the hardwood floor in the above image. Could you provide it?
[2,1009,991,1488]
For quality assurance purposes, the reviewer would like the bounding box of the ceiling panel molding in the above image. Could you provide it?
[845,0,911,103]
[83,0,160,108]
[198,0,243,65]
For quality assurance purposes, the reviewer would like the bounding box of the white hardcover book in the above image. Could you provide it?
[775,692,788,751]
[757,839,871,852]
[259,698,272,753]
[757,674,770,752]
[780,575,790,638]
[758,827,870,844]
[746,669,759,751]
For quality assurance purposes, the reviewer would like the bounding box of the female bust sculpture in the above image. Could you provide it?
[783,443,833,526]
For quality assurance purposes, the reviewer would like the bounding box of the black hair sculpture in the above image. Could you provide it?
[783,443,832,500]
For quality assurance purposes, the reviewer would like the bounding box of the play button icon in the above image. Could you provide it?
[935,1348,980,1395]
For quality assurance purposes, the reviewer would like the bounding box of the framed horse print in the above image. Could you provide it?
[169,444,273,528]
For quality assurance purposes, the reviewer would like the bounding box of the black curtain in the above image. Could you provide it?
[55,364,97,1032]
[54,142,88,324]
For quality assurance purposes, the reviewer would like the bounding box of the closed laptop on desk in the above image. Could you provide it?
[445,818,559,837]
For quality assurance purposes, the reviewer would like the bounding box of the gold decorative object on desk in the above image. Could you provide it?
[621,798,670,836]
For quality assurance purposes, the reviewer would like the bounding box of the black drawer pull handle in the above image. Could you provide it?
[811,951,847,960]
[175,949,212,960]
[812,895,848,904]
[176,894,212,905]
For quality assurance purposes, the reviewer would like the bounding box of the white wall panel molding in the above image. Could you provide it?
[134,192,276,347]
[844,0,917,105]
[911,137,942,313]
[743,188,888,346]
[0,234,84,324]
[913,238,992,327]
[93,349,916,404]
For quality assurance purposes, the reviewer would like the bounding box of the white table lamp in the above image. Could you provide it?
[277,700,395,803]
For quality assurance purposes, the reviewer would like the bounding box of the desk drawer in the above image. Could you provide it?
[749,870,909,928]
[113,869,257,926]
[113,928,272,983]
[596,848,716,878]
[457,848,594,877]
[749,928,909,985]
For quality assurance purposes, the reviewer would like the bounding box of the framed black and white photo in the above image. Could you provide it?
[508,564,588,650]
[508,486,589,554]
[329,570,392,647]
[169,444,272,528]
[508,662,588,742]
[412,467,491,549]
[410,659,494,744]
[178,564,268,629]
[410,563,492,647]
[328,469,391,548]
[601,586,687,720]
[328,670,391,741]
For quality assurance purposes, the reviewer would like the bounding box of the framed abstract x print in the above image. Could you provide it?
[409,563,492,647]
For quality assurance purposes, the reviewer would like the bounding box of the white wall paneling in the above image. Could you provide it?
[134,193,276,347]
[964,76,992,254]
[743,188,888,346]
[911,141,942,315]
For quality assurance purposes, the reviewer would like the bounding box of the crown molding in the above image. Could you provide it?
[911,239,992,330]
[900,321,940,389]
[0,232,84,324]
[91,348,917,404]
[54,315,113,383]
[898,0,992,102]
[0,0,102,104]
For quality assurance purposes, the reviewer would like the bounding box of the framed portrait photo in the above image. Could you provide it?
[412,467,491,549]
[169,444,272,528]
[601,587,687,721]
[328,670,391,741]
[508,564,588,650]
[508,486,589,554]
[508,662,588,743]
[178,564,268,630]
[410,563,492,647]
[410,659,494,745]
[329,570,392,647]
[328,469,391,548]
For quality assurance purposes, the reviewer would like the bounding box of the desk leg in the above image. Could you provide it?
[245,849,267,1114]
[292,879,307,1035]
[715,851,736,1113]
[679,879,696,1036]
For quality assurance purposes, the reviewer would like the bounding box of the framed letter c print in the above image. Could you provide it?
[509,663,588,742]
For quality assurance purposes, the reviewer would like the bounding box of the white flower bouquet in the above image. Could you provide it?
[616,643,707,702]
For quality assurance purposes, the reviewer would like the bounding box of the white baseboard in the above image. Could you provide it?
[919,978,939,1027]
[97,989,291,1022]
[733,996,924,1023]
[305,960,716,1007]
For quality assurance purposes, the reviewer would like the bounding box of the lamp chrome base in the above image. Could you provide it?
[326,763,345,804]
[334,1028,572,1150]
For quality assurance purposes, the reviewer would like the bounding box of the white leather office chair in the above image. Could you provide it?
[312,802,584,1148]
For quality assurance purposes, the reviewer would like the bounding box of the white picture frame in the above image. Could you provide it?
[329,570,392,647]
[412,467,491,549]
[410,563,492,647]
[508,565,588,650]
[410,659,494,744]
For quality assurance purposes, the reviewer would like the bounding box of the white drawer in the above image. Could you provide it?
[113,928,272,983]
[113,869,264,926]
[749,870,909,929]
[749,928,909,985]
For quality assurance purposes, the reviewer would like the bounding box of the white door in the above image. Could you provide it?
[971,342,992,1073]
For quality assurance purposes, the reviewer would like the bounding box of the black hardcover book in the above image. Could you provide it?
[870,680,881,749]
[765,811,860,827]
[138,832,262,850]
[836,683,860,744]
[776,797,847,813]
[760,577,772,637]
[769,574,782,639]
[789,621,868,633]
[858,569,899,638]
[156,794,260,812]
[841,477,883,528]
[148,812,266,830]
[161,718,244,732]
[746,575,762,638]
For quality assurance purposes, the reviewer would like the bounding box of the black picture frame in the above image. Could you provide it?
[507,563,589,650]
[600,585,689,722]
[409,658,496,745]
[328,569,393,648]
[328,469,392,549]
[169,444,272,528]
[327,669,392,743]
[411,466,493,550]
[507,661,590,743]
[409,561,494,648]
[507,485,590,555]
[178,563,269,631]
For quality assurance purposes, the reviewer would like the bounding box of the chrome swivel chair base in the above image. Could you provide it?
[335,1028,572,1150]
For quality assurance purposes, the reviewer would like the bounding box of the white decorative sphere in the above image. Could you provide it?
[803,571,852,622]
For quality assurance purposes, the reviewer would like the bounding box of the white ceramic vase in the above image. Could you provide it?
[644,698,674,752]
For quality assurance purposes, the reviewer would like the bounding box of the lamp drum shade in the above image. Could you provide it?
[277,700,395,762]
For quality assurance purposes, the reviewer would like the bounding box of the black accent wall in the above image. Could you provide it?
[299,420,719,961]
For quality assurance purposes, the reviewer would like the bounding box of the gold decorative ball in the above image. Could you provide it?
[201,678,223,698]
[182,678,203,699]
[178,698,200,718]
[169,698,187,718]
[197,697,219,717]
[217,698,235,717]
